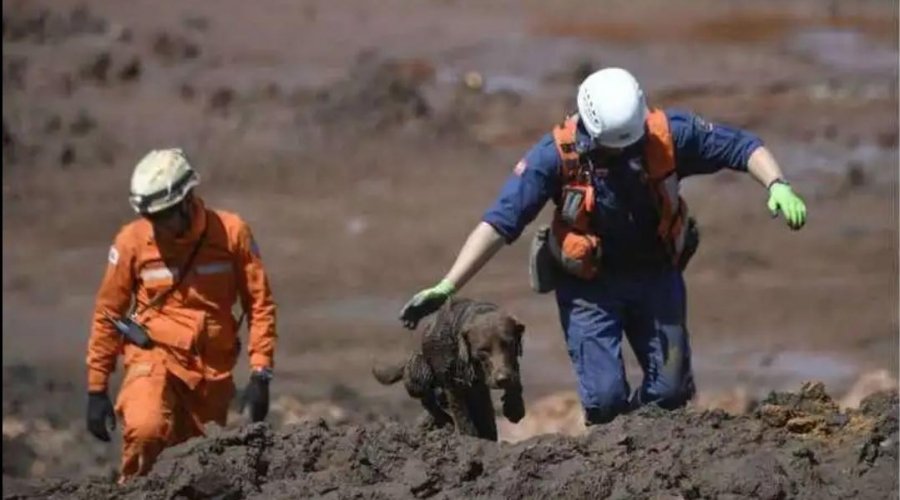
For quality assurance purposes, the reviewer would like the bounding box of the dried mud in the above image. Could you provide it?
[4,384,897,500]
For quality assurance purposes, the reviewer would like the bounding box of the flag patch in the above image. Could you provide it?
[513,159,527,176]
[108,246,119,265]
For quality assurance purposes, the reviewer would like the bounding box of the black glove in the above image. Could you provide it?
[677,217,700,271]
[86,391,116,442]
[242,370,271,422]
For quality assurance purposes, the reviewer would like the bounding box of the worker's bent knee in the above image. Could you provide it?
[581,389,630,426]
[123,410,171,443]
[639,378,692,411]
[584,406,623,426]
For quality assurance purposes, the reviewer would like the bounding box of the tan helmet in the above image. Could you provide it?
[128,148,200,215]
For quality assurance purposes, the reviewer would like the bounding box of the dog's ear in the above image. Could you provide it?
[455,328,476,386]
[511,316,525,357]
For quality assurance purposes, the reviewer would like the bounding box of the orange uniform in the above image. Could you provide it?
[86,196,276,479]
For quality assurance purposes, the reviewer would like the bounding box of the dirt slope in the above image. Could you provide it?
[4,384,896,500]
[3,0,898,495]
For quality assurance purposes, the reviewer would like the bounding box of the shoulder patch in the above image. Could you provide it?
[513,158,527,176]
[108,246,120,265]
[693,115,714,133]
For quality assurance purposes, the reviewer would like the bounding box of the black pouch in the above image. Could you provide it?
[677,217,700,271]
[529,225,559,294]
[103,311,153,349]
[561,187,587,226]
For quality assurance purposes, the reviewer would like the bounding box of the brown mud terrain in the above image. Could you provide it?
[2,0,898,498]
[4,385,898,499]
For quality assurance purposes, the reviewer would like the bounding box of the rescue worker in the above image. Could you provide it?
[85,148,277,480]
[399,68,807,425]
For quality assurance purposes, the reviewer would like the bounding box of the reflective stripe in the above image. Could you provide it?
[141,267,176,281]
[196,262,232,275]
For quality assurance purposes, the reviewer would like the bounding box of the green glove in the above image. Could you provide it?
[399,279,455,330]
[767,181,807,230]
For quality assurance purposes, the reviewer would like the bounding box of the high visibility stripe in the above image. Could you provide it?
[196,262,232,275]
[139,261,230,282]
[141,267,176,281]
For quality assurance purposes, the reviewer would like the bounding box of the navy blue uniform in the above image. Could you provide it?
[483,109,762,423]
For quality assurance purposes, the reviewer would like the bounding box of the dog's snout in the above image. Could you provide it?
[494,370,513,388]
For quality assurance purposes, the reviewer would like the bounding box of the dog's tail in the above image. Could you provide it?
[372,360,404,385]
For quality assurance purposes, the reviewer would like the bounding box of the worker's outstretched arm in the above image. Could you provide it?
[86,229,134,442]
[667,110,807,231]
[234,221,277,372]
[747,146,807,230]
[399,133,560,330]
[234,220,276,423]
[443,221,507,290]
[399,222,505,329]
[87,230,134,393]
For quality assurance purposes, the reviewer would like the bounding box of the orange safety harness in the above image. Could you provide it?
[546,108,689,279]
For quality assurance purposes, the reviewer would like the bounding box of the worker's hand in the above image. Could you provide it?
[399,280,455,330]
[242,369,271,422]
[86,391,116,442]
[767,182,807,230]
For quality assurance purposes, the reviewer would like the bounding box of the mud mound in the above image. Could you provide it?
[306,52,432,134]
[0,363,361,482]
[1,365,118,481]
[6,383,897,500]
[3,4,108,44]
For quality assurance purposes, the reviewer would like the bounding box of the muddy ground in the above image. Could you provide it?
[2,0,899,497]
[4,384,898,499]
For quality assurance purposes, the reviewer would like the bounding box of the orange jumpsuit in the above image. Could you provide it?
[86,196,277,480]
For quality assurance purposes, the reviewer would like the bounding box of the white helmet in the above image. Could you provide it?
[128,148,200,215]
[576,67,648,148]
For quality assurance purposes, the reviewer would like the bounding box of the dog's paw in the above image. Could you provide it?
[502,398,526,423]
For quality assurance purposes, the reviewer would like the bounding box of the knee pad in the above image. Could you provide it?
[124,412,170,443]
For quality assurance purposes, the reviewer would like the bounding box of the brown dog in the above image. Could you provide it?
[374,298,526,440]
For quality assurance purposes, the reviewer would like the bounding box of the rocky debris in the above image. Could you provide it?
[841,370,898,409]
[5,384,896,500]
[305,52,432,134]
[0,365,118,482]
[3,56,29,91]
[68,110,96,137]
[116,57,142,83]
[226,395,350,429]
[207,87,235,114]
[150,32,201,64]
[3,4,108,44]
[77,51,142,85]
[2,120,19,165]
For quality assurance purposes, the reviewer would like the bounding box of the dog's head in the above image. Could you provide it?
[461,310,525,390]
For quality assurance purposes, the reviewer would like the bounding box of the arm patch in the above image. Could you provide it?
[108,246,120,265]
[693,115,714,132]
[513,158,527,176]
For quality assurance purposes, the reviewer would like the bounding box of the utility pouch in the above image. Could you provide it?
[103,311,153,349]
[560,187,586,226]
[677,216,700,271]
[529,225,559,294]
[560,184,595,230]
